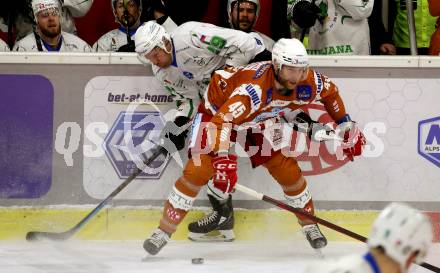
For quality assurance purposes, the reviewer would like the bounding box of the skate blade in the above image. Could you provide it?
[188,230,235,242]
[313,249,325,259]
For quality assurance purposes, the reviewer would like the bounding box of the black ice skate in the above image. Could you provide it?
[143,228,171,255]
[302,224,327,249]
[188,194,235,242]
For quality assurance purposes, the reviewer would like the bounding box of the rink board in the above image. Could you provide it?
[0,54,439,209]
[1,207,439,242]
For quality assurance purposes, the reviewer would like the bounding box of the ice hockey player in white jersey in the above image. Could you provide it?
[289,0,373,55]
[134,20,267,151]
[304,202,433,273]
[0,39,9,51]
[187,0,274,242]
[14,0,91,52]
[227,0,274,51]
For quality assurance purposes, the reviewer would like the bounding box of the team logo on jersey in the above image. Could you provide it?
[418,116,440,168]
[245,84,261,107]
[253,63,271,79]
[183,71,194,79]
[254,37,262,46]
[104,111,170,179]
[296,85,312,100]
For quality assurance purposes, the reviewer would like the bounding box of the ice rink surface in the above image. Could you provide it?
[1,239,439,273]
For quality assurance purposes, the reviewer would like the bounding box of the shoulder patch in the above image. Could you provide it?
[296,85,312,100]
[253,63,271,79]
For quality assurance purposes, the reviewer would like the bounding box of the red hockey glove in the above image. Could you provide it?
[212,154,238,193]
[339,122,366,161]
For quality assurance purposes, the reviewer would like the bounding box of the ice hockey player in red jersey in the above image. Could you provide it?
[143,38,366,255]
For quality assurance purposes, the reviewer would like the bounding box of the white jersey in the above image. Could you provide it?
[304,253,378,273]
[152,21,265,107]
[0,39,10,52]
[250,31,275,51]
[13,31,91,52]
[289,0,373,55]
[93,28,136,52]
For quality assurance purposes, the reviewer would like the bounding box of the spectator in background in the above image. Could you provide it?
[389,0,437,55]
[8,0,93,42]
[369,1,396,55]
[303,202,433,273]
[93,0,144,52]
[289,0,373,55]
[219,0,290,42]
[428,0,440,55]
[14,0,91,52]
[226,0,274,50]
[0,38,10,51]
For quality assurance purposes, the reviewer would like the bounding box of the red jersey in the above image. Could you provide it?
[200,61,348,152]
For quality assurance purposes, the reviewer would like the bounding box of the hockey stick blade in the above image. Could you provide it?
[25,145,168,242]
[234,184,440,273]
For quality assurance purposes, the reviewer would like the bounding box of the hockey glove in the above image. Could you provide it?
[280,111,335,142]
[212,154,238,193]
[290,0,322,29]
[338,122,366,161]
[165,116,190,151]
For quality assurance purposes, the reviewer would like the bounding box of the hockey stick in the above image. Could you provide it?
[234,184,440,273]
[26,145,167,241]
[26,121,192,241]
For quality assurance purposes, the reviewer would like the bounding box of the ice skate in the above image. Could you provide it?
[188,194,235,242]
[302,224,327,249]
[143,228,171,255]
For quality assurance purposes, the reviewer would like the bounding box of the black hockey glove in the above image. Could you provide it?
[291,0,322,29]
[117,40,135,52]
[165,116,190,151]
[249,49,272,63]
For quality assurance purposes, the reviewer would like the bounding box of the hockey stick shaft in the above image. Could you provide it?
[26,121,193,241]
[26,145,167,241]
[234,184,440,273]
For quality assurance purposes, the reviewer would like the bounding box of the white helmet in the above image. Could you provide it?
[227,0,260,29]
[134,20,171,56]
[111,0,142,26]
[32,0,60,19]
[368,202,433,271]
[272,38,308,72]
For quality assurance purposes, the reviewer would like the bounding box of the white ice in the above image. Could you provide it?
[1,240,439,273]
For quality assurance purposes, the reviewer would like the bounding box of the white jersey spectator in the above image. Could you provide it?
[0,39,10,51]
[289,0,373,55]
[303,203,433,273]
[13,0,93,41]
[94,0,177,52]
[94,0,142,52]
[14,31,91,52]
[13,0,91,52]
